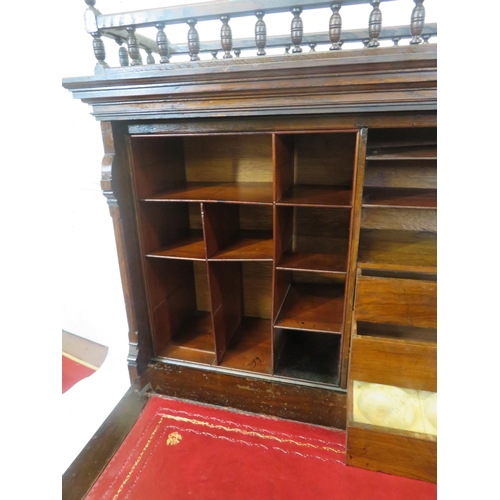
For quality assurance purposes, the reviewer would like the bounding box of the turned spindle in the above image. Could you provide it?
[221,15,233,59]
[91,32,109,72]
[234,49,241,58]
[117,40,129,66]
[146,49,155,64]
[368,1,382,48]
[187,19,200,61]
[211,50,218,59]
[156,23,170,63]
[362,39,370,48]
[392,36,401,46]
[127,27,141,65]
[285,45,291,54]
[422,34,431,44]
[255,11,267,56]
[329,3,342,50]
[291,7,303,53]
[410,0,425,45]
[309,43,317,52]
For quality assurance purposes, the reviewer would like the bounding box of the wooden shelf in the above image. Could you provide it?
[275,329,340,385]
[275,283,345,334]
[146,233,206,260]
[366,145,437,160]
[144,182,273,204]
[362,187,436,209]
[356,321,437,344]
[278,185,352,207]
[209,230,273,261]
[276,252,347,274]
[358,229,436,274]
[219,318,272,374]
[160,311,216,364]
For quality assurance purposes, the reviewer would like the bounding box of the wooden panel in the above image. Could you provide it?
[184,134,272,183]
[350,335,436,392]
[361,207,437,232]
[208,262,243,363]
[362,187,436,209]
[347,423,436,483]
[355,276,437,329]
[273,134,294,202]
[130,136,185,199]
[294,133,356,187]
[276,282,345,334]
[147,363,347,429]
[278,185,352,207]
[219,318,272,374]
[242,262,273,319]
[357,321,437,343]
[364,162,436,189]
[358,229,437,274]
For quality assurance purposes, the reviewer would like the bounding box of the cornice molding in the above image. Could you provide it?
[63,45,436,121]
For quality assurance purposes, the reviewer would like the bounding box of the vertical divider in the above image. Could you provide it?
[339,127,368,388]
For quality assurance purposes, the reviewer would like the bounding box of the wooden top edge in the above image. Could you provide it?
[62,44,437,87]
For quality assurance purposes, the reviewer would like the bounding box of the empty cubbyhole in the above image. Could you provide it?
[274,328,341,385]
[275,132,356,207]
[356,321,437,344]
[204,204,273,261]
[359,207,437,274]
[130,134,273,203]
[139,202,206,260]
[274,271,346,334]
[208,261,273,374]
[275,206,350,273]
[363,128,437,208]
[366,128,437,159]
[145,258,215,364]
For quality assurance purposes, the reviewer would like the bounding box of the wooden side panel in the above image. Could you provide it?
[350,336,436,392]
[355,276,437,329]
[147,363,347,429]
[346,423,437,483]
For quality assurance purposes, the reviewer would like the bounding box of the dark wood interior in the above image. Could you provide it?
[62,0,438,493]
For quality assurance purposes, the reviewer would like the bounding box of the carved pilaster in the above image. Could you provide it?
[100,122,151,381]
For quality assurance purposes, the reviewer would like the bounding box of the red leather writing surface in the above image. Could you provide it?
[86,395,436,500]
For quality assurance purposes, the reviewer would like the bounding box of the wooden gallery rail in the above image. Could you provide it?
[63,1,437,498]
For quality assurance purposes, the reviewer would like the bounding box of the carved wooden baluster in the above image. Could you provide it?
[422,34,431,44]
[221,15,233,58]
[309,43,317,52]
[285,45,291,54]
[410,0,425,44]
[291,7,303,53]
[362,39,370,48]
[156,23,170,63]
[127,27,141,65]
[91,32,109,71]
[146,49,155,64]
[117,40,129,66]
[392,36,401,46]
[211,50,218,59]
[234,49,241,58]
[187,19,200,61]
[368,1,382,48]
[255,11,267,56]
[329,3,342,50]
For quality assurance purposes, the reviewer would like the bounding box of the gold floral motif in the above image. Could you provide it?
[166,432,183,446]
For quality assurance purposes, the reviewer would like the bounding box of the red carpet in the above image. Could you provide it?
[62,354,96,393]
[86,395,437,499]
